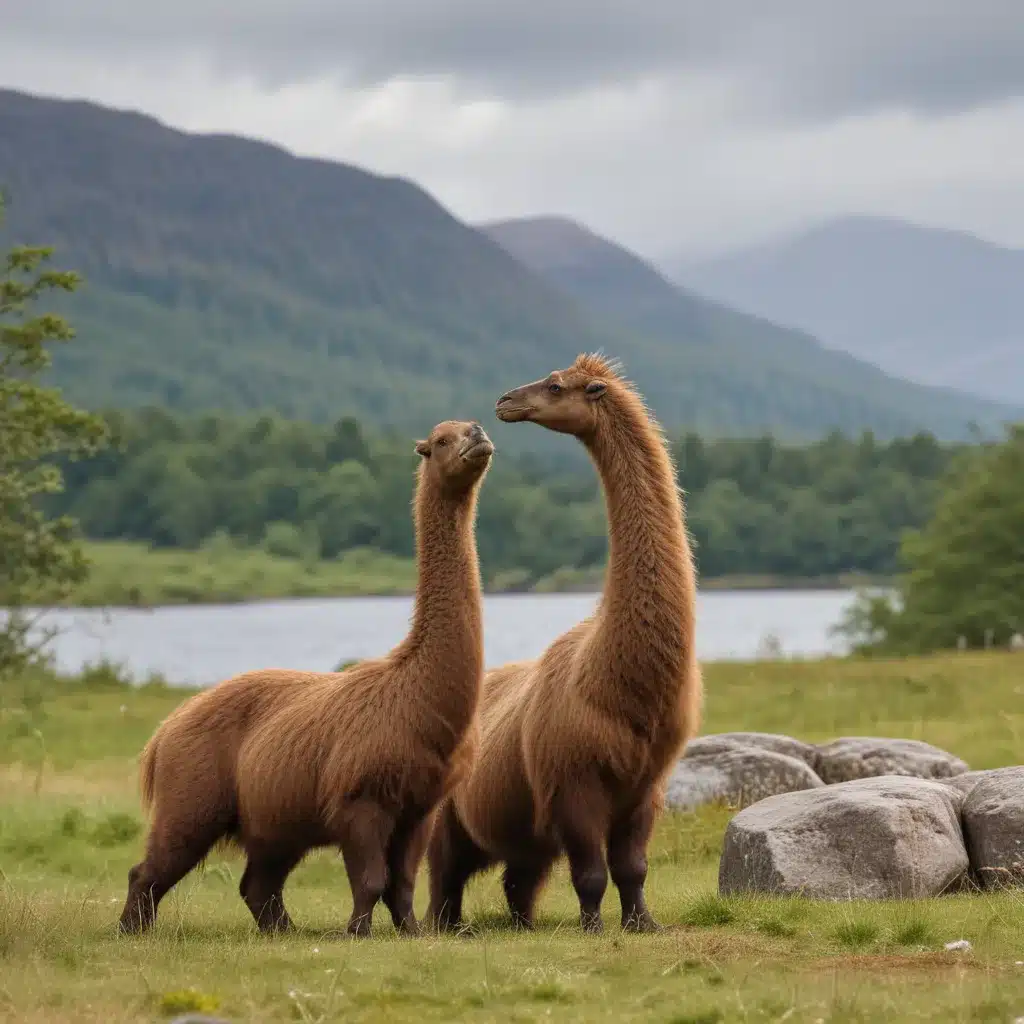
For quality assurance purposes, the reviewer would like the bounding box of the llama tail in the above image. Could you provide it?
[138,735,158,815]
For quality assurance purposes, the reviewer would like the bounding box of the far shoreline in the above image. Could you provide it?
[19,572,883,612]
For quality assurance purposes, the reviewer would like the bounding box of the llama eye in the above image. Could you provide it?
[437,438,447,446]
[548,383,562,394]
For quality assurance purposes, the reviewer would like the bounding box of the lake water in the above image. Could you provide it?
[26,590,856,687]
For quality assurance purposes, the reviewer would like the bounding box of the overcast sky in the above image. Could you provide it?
[2,1,1023,260]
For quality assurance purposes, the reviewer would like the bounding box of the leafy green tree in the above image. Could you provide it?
[840,425,1024,653]
[0,199,106,675]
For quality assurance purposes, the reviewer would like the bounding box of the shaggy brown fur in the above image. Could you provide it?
[118,420,494,937]
[427,354,702,934]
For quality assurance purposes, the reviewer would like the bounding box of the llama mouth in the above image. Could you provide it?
[495,405,532,423]
[459,440,495,462]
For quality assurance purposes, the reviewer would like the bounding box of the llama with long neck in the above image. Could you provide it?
[427,355,701,934]
[119,420,493,938]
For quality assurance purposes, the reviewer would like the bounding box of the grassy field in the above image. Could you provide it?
[57,541,885,606]
[67,542,421,605]
[1,652,1022,1022]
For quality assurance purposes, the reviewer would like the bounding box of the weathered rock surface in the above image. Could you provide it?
[665,748,824,812]
[815,737,968,784]
[937,770,993,798]
[683,731,820,770]
[718,776,969,899]
[961,766,1024,889]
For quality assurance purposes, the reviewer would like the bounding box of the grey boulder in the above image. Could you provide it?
[815,737,968,784]
[683,731,820,770]
[937,770,993,799]
[719,776,969,899]
[665,747,823,812]
[961,766,1024,889]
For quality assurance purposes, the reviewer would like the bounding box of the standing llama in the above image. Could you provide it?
[119,420,494,937]
[427,355,701,934]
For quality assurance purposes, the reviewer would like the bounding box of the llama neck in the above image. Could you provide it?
[581,394,695,720]
[400,478,484,722]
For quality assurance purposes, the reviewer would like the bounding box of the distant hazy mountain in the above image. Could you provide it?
[674,216,1024,405]
[482,216,1019,437]
[0,87,1015,440]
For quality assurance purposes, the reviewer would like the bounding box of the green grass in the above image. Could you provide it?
[68,541,421,605]
[56,541,889,606]
[1,652,1022,1021]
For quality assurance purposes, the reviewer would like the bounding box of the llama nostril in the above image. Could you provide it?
[470,422,484,438]
[496,393,512,407]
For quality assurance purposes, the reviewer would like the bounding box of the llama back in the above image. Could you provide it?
[140,669,322,818]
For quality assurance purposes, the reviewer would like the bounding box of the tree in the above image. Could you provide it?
[838,424,1024,654]
[0,197,107,676]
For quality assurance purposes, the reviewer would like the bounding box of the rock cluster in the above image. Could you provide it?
[665,732,967,812]
[667,732,1022,898]
[714,764,1024,899]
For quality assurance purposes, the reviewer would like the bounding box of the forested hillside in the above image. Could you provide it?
[0,88,1014,440]
[49,409,957,588]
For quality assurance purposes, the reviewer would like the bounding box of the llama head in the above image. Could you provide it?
[414,420,494,495]
[494,352,619,437]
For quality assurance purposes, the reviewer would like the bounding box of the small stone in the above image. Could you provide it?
[944,939,972,951]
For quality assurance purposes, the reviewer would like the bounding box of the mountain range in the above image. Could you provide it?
[0,88,1016,442]
[675,216,1024,406]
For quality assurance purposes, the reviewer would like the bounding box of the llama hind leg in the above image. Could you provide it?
[337,800,396,938]
[381,814,431,936]
[118,818,223,935]
[426,799,493,933]
[240,843,305,934]
[607,799,661,933]
[502,855,554,931]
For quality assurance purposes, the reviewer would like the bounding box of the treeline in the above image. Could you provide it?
[49,409,959,586]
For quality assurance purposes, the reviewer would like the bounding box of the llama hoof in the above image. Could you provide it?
[396,917,421,938]
[509,914,534,932]
[622,912,662,934]
[426,912,462,935]
[117,906,152,935]
[117,916,145,936]
[347,917,373,938]
[257,914,293,935]
[580,912,604,934]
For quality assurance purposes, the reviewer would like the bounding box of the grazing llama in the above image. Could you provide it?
[119,420,494,937]
[428,355,701,933]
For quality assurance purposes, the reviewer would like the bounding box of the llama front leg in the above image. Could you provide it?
[337,800,396,938]
[553,786,609,934]
[607,798,661,932]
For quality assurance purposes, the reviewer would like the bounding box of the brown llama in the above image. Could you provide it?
[118,420,494,938]
[427,354,701,934]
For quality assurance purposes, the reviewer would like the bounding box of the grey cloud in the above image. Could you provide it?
[5,1,1024,118]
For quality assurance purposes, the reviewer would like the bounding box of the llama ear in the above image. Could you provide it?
[584,380,607,400]
[414,439,431,458]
